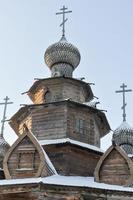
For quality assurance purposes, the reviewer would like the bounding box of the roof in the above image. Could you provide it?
[39,138,104,154]
[0,175,133,192]
[113,121,133,154]
[113,121,133,135]
[44,36,81,69]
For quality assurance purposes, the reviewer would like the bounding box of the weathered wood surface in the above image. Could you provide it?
[31,104,67,140]
[95,146,133,186]
[28,78,92,104]
[13,102,102,148]
[7,136,41,178]
[67,104,100,147]
[100,149,130,185]
[0,183,132,200]
[4,130,52,179]
[44,144,101,176]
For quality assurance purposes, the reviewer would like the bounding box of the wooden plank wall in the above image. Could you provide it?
[99,149,130,185]
[7,136,41,179]
[29,79,87,104]
[31,104,67,140]
[0,183,133,200]
[67,105,100,147]
[44,144,101,176]
[19,116,32,135]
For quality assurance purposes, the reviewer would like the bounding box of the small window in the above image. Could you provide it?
[44,90,52,102]
[17,150,35,170]
[75,118,85,134]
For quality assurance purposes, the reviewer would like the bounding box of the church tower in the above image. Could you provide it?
[4,6,111,178]
[9,6,110,149]
[0,5,133,200]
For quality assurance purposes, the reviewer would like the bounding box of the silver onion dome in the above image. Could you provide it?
[113,121,133,154]
[44,36,81,77]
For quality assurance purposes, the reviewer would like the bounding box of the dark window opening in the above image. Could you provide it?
[44,90,52,102]
[75,118,86,134]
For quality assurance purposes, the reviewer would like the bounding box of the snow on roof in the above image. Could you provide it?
[39,138,104,153]
[83,101,100,108]
[0,177,41,186]
[0,175,133,192]
[26,131,57,175]
[43,150,57,174]
[128,154,133,158]
[42,175,133,192]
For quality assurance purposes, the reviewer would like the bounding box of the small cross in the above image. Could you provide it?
[115,83,132,122]
[0,96,13,137]
[56,5,72,37]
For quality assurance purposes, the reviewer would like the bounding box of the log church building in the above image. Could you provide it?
[0,5,133,200]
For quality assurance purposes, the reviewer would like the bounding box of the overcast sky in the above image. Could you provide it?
[0,0,133,149]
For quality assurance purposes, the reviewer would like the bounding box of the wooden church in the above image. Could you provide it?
[0,5,133,200]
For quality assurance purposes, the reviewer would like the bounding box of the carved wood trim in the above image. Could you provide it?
[94,144,133,186]
[3,127,46,179]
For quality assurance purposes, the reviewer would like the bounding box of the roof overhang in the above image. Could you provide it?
[9,100,111,137]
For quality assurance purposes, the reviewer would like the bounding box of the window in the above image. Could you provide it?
[75,118,85,134]
[44,90,52,102]
[17,150,35,170]
[89,119,95,144]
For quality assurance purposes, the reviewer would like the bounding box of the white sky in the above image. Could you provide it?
[0,0,133,150]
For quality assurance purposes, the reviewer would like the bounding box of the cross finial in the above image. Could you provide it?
[115,83,132,122]
[56,5,72,37]
[0,96,13,137]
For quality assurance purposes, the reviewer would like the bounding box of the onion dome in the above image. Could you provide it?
[113,121,133,154]
[44,36,81,77]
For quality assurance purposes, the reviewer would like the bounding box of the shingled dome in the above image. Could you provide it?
[113,121,133,154]
[44,36,81,77]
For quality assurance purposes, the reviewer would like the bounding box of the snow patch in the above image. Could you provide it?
[0,175,133,192]
[39,138,104,153]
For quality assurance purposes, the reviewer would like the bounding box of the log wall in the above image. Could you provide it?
[99,149,130,185]
[16,102,101,147]
[28,78,91,104]
[7,136,41,179]
[44,144,101,176]
[0,182,133,200]
[31,104,67,140]
[67,105,100,147]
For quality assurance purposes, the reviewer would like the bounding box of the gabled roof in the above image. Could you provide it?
[3,127,56,179]
[94,144,133,186]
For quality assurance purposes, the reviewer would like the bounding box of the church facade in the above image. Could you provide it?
[0,6,133,200]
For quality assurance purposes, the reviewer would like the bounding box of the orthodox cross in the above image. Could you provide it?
[56,5,72,37]
[0,96,13,137]
[115,83,132,122]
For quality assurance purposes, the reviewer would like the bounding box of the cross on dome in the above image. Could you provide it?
[115,83,132,122]
[56,5,72,37]
[45,6,80,78]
